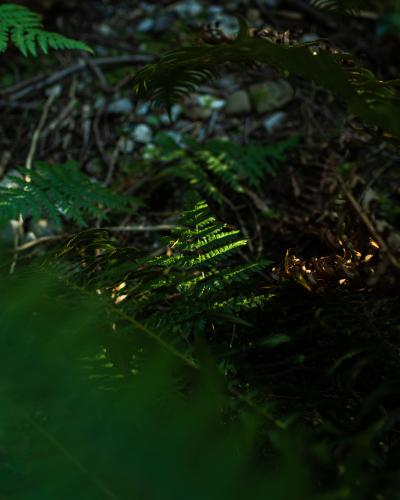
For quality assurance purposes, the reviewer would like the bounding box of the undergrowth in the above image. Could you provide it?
[1,1,400,499]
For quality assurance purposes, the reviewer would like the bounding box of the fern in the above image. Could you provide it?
[148,133,297,204]
[0,161,131,227]
[132,16,400,141]
[62,197,271,341]
[309,0,365,16]
[0,3,92,56]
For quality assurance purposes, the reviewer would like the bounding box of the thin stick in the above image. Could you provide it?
[26,87,59,171]
[336,174,400,272]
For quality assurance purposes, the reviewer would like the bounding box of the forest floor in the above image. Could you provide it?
[1,0,400,496]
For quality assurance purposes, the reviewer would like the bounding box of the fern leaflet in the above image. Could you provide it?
[0,161,131,227]
[0,3,93,55]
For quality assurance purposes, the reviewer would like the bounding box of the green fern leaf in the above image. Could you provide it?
[309,0,363,16]
[0,161,131,227]
[132,18,400,141]
[0,3,93,55]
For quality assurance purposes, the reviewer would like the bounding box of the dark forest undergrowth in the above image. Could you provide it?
[1,1,400,498]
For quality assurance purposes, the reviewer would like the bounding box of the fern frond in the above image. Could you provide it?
[61,197,272,340]
[156,133,296,203]
[0,161,130,227]
[0,3,92,55]
[132,17,400,141]
[309,0,364,16]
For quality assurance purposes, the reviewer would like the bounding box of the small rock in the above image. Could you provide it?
[0,169,21,189]
[197,95,226,110]
[207,6,224,16]
[97,23,113,36]
[160,104,182,124]
[216,76,238,92]
[153,13,175,33]
[45,84,62,98]
[22,231,37,244]
[121,138,135,154]
[31,219,60,237]
[225,90,251,115]
[94,96,106,109]
[300,33,320,44]
[107,98,133,114]
[185,107,213,120]
[174,0,202,17]
[137,18,154,32]
[263,111,287,133]
[219,14,239,36]
[132,124,153,143]
[136,102,150,116]
[249,79,294,114]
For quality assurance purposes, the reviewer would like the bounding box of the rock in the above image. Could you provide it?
[22,231,37,244]
[97,23,113,36]
[174,0,202,17]
[45,84,62,97]
[0,169,21,189]
[249,79,294,114]
[121,138,135,154]
[31,219,60,237]
[132,124,153,144]
[160,104,182,124]
[107,98,133,114]
[225,90,251,115]
[153,13,175,33]
[210,14,239,37]
[136,102,150,116]
[300,33,320,44]
[185,106,213,120]
[137,18,154,32]
[263,111,287,133]
[216,76,238,92]
[197,95,225,110]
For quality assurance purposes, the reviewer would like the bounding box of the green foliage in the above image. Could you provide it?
[146,133,297,204]
[62,197,271,343]
[132,16,400,141]
[0,161,131,227]
[0,262,314,500]
[0,3,92,56]
[309,0,365,15]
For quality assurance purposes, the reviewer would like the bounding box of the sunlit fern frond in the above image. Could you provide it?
[0,161,130,227]
[148,133,297,204]
[59,196,271,341]
[0,3,92,55]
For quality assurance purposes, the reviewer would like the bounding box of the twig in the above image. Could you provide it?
[16,234,68,252]
[26,86,59,171]
[105,224,178,232]
[336,174,400,272]
[10,87,59,273]
[0,55,155,103]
